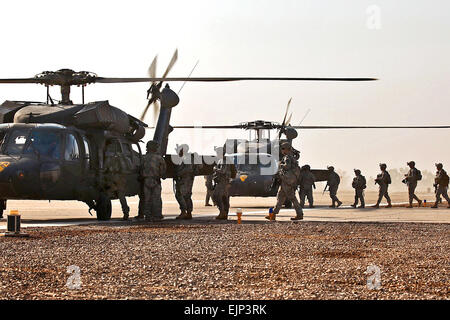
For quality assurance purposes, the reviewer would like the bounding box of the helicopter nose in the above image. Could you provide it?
[0,158,39,197]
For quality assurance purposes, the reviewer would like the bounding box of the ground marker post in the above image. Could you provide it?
[1,209,29,237]
[236,208,242,224]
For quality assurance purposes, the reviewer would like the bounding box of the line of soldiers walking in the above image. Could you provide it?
[104,139,449,223]
[266,142,450,221]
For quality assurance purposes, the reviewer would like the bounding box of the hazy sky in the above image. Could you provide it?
[0,0,449,176]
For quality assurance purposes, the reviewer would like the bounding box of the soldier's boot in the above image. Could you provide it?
[290,209,303,221]
[406,201,413,208]
[359,199,365,209]
[351,203,357,208]
[372,202,380,208]
[182,211,193,220]
[418,200,422,207]
[386,200,392,208]
[176,210,188,219]
[329,201,336,208]
[337,200,343,208]
[215,210,227,220]
[431,202,439,208]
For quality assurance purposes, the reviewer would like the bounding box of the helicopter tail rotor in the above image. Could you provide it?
[278,97,292,138]
[140,49,178,123]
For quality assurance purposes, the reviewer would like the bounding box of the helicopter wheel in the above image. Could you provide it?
[0,199,6,219]
[96,193,112,221]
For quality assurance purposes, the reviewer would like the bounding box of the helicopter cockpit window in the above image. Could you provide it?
[24,131,61,159]
[4,129,30,155]
[64,134,80,161]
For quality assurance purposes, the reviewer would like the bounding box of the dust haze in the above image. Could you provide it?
[0,0,449,179]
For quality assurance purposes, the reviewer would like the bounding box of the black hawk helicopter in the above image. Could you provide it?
[0,52,379,219]
[172,97,450,200]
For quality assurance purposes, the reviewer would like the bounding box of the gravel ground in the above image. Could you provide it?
[0,220,448,300]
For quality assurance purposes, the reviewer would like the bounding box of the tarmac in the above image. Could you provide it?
[1,190,449,229]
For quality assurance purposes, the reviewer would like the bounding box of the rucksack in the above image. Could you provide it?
[442,172,450,187]
[416,169,422,181]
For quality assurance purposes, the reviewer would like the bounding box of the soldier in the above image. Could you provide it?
[373,163,392,208]
[432,163,450,208]
[141,140,166,221]
[351,169,366,208]
[103,140,130,220]
[326,166,343,208]
[298,164,316,208]
[212,147,235,220]
[266,142,303,221]
[403,161,423,208]
[174,144,197,220]
[204,175,215,206]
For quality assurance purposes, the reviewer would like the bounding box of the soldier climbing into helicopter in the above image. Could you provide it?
[103,139,131,220]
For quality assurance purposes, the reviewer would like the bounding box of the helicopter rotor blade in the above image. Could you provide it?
[286,112,293,126]
[169,125,244,129]
[291,125,450,129]
[153,100,160,124]
[94,76,377,83]
[148,55,158,79]
[161,49,178,81]
[279,98,292,138]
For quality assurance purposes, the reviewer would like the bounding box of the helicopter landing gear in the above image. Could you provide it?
[95,193,112,221]
[0,199,6,219]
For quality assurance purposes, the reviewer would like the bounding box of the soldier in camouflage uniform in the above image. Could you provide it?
[432,163,450,208]
[373,163,392,208]
[298,164,316,208]
[326,166,343,208]
[204,175,215,206]
[212,147,235,220]
[103,140,130,220]
[266,142,303,221]
[174,144,197,220]
[403,161,423,208]
[141,140,166,221]
[351,169,366,208]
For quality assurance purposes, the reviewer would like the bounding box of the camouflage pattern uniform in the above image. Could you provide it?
[269,143,303,221]
[141,141,166,221]
[174,149,197,220]
[404,161,422,207]
[103,143,130,220]
[432,163,450,208]
[351,169,366,208]
[327,166,342,208]
[204,175,215,206]
[212,156,235,220]
[374,163,392,208]
[298,165,315,208]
